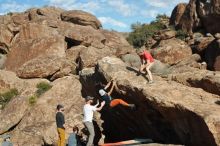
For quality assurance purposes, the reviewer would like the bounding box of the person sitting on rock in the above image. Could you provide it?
[98,79,136,109]
[68,126,83,146]
[137,49,155,84]
[1,135,13,146]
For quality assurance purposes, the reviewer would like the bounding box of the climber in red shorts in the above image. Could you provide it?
[137,49,155,84]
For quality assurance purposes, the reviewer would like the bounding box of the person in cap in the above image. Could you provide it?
[1,135,13,146]
[98,79,136,109]
[137,49,154,84]
[83,96,105,146]
[56,104,66,146]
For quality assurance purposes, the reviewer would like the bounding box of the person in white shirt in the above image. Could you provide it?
[83,96,105,146]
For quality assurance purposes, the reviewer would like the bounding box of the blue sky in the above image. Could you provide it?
[0,0,189,32]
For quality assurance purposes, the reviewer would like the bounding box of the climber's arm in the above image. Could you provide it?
[104,79,114,90]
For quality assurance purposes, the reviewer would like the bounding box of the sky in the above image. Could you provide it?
[0,0,189,32]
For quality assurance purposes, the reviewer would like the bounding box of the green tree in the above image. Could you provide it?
[127,21,164,48]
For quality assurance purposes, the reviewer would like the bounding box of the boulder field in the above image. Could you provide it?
[0,6,220,146]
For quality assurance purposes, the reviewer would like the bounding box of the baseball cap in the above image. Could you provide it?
[85,96,94,102]
[99,89,107,96]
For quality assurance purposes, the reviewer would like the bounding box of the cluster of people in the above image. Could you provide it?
[0,49,154,146]
[56,49,155,146]
[56,78,138,146]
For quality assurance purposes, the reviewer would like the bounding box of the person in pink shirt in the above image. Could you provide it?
[137,49,155,84]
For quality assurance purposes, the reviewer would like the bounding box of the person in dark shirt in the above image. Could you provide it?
[56,104,66,146]
[98,79,136,109]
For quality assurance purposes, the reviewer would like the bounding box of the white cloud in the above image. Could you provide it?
[0,1,32,14]
[48,0,75,7]
[98,17,128,28]
[107,0,137,17]
[141,10,159,18]
[145,0,167,8]
[47,0,100,14]
[144,0,189,8]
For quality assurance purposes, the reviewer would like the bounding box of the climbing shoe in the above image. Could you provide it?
[129,104,137,110]
[148,80,154,84]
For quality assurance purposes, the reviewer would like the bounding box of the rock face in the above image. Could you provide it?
[150,38,192,65]
[0,70,50,134]
[170,0,220,34]
[100,30,133,53]
[1,7,132,78]
[170,3,187,28]
[198,0,220,34]
[0,74,85,146]
[204,38,220,71]
[193,36,215,54]
[10,75,84,146]
[61,10,102,29]
[28,7,64,21]
[0,24,14,53]
[16,56,73,80]
[170,67,220,96]
[95,57,220,146]
[4,23,66,76]
[0,54,6,69]
[153,29,176,41]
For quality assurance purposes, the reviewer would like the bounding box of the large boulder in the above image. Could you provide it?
[65,29,134,67]
[12,22,59,42]
[28,7,64,21]
[10,12,29,25]
[16,56,73,80]
[0,70,50,134]
[170,0,220,34]
[100,30,133,55]
[170,67,220,96]
[204,38,220,71]
[0,24,14,53]
[0,54,6,69]
[170,3,187,28]
[59,22,106,49]
[145,37,157,48]
[153,29,176,41]
[121,53,141,69]
[67,45,114,67]
[150,38,192,65]
[96,56,220,146]
[4,23,67,78]
[193,36,215,54]
[171,1,200,34]
[0,70,24,93]
[171,54,206,72]
[61,10,102,29]
[197,0,220,34]
[9,75,84,146]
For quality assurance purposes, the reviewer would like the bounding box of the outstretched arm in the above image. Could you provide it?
[104,82,111,90]
[104,79,114,90]
[96,101,105,111]
[94,100,100,107]
[108,81,115,96]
